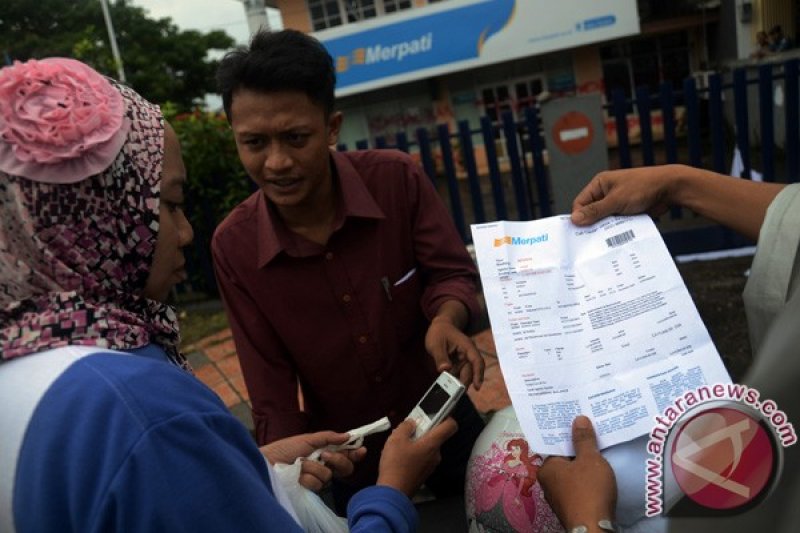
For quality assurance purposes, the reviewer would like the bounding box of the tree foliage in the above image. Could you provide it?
[1,0,235,110]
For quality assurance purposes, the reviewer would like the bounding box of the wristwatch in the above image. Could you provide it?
[568,519,618,533]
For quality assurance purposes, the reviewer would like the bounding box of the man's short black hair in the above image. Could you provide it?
[216,29,336,121]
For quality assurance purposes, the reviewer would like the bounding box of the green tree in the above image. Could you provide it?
[0,0,235,110]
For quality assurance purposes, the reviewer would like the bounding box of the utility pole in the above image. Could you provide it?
[100,0,126,82]
[237,0,271,36]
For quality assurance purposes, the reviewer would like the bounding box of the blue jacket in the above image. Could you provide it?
[0,345,416,532]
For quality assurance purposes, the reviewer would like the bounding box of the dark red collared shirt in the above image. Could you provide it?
[212,149,479,451]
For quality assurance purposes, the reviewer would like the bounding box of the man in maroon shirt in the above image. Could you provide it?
[213,29,486,511]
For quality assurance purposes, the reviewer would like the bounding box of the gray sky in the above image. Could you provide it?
[129,0,283,45]
[127,1,283,108]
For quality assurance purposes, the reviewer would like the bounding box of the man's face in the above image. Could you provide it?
[229,88,342,211]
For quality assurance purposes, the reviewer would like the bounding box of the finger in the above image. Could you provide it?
[430,345,453,372]
[573,193,624,226]
[395,418,418,439]
[299,460,332,491]
[463,343,485,389]
[344,446,367,464]
[571,176,605,211]
[458,362,473,389]
[305,430,350,449]
[571,415,600,457]
[320,451,355,478]
[420,417,458,446]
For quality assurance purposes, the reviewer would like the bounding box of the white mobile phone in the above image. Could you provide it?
[406,371,465,440]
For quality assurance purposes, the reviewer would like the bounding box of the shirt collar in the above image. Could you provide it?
[256,150,385,267]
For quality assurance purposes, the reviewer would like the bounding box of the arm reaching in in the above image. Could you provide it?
[571,164,784,241]
[261,431,366,492]
[539,416,617,533]
[425,299,485,389]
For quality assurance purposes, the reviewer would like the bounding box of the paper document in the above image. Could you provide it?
[471,215,731,455]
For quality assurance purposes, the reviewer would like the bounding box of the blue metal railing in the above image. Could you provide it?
[333,60,798,252]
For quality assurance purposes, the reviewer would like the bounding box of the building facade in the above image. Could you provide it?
[268,0,796,149]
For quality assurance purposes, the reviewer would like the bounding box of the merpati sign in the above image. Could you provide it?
[363,33,433,64]
[316,0,640,97]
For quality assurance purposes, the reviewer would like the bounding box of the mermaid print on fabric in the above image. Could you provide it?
[467,432,562,532]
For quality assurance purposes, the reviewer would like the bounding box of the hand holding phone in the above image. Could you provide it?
[406,371,465,440]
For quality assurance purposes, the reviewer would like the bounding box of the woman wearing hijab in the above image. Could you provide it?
[0,57,455,532]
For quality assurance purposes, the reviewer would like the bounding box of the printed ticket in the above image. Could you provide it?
[471,215,731,455]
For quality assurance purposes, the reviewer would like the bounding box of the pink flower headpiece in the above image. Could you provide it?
[0,57,130,184]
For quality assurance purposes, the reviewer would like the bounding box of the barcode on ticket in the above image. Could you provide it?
[606,230,635,248]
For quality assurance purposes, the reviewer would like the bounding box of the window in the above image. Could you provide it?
[308,0,413,31]
[480,77,546,124]
[309,0,343,31]
[600,32,690,112]
[384,0,412,14]
[344,0,376,23]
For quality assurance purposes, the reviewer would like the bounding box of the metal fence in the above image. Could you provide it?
[336,58,800,255]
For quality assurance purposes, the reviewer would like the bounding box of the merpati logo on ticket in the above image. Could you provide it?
[493,234,549,247]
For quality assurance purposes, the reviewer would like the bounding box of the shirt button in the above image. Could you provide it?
[342,294,351,303]
[374,376,383,383]
[358,335,368,344]
[325,252,334,260]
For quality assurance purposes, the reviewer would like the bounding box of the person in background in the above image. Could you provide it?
[213,28,486,512]
[768,25,793,53]
[546,164,800,532]
[0,57,457,532]
[751,30,771,58]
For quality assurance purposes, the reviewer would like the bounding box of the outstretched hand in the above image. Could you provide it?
[538,416,617,531]
[377,418,458,497]
[571,166,679,226]
[425,317,484,389]
[261,431,367,492]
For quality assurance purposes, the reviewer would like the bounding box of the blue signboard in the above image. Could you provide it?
[318,0,639,95]
[322,0,515,89]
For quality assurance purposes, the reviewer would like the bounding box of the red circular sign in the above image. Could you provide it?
[670,407,775,510]
[552,111,594,154]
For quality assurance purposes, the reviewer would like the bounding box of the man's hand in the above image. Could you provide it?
[539,416,617,531]
[571,166,679,226]
[261,431,367,492]
[425,307,484,389]
[376,418,459,497]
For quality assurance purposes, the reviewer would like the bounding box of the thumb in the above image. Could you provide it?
[422,417,458,445]
[571,197,615,226]
[429,346,452,372]
[572,415,599,457]
[395,418,418,439]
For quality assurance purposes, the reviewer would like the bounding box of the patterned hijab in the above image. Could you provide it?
[0,58,187,368]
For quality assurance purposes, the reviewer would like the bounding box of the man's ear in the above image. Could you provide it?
[327,112,343,146]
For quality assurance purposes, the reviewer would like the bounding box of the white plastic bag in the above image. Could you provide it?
[272,458,349,533]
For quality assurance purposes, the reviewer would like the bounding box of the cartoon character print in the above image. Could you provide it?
[466,433,563,532]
